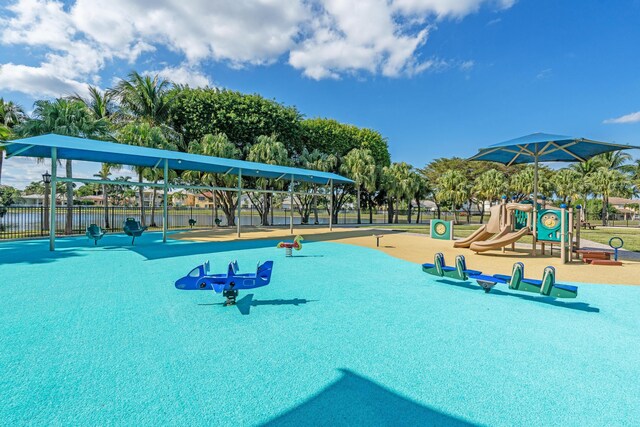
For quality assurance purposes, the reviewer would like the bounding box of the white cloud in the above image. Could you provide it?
[147,65,212,88]
[393,0,516,18]
[604,111,640,124]
[536,68,552,80]
[0,63,89,98]
[0,0,516,97]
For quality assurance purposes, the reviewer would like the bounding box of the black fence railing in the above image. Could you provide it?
[3,204,635,240]
[0,205,453,240]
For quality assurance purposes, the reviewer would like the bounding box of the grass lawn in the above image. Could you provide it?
[580,227,640,252]
[371,224,640,252]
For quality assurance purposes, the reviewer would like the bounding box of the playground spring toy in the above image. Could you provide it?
[175,260,274,306]
[277,235,304,256]
[85,224,106,246]
[123,217,148,245]
[422,252,578,298]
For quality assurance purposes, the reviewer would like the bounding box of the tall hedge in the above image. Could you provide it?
[169,88,304,156]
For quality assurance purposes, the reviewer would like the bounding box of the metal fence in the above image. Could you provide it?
[0,205,464,240]
[5,204,633,240]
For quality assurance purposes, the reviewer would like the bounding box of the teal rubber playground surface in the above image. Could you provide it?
[1,233,639,426]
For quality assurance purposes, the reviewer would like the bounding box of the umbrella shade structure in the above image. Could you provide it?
[468,133,638,165]
[468,132,639,255]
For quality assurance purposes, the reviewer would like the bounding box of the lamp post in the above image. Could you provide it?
[42,171,51,233]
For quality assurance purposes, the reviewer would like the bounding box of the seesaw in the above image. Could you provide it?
[422,253,578,298]
[175,260,274,306]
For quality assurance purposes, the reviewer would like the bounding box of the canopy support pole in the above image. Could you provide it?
[237,170,242,238]
[532,152,538,256]
[290,175,294,234]
[49,148,57,251]
[162,159,168,243]
[211,187,216,228]
[329,179,333,231]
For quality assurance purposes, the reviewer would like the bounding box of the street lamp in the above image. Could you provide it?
[42,171,51,232]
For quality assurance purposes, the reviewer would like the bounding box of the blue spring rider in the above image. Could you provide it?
[175,260,274,306]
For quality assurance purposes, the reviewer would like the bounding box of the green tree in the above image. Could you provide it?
[23,181,45,195]
[247,134,290,226]
[409,170,430,224]
[0,185,19,220]
[509,165,553,201]
[473,169,508,223]
[341,148,376,224]
[301,118,390,167]
[382,162,416,223]
[94,163,121,229]
[297,148,337,224]
[593,150,633,173]
[0,99,27,185]
[570,158,600,220]
[170,88,304,155]
[184,133,242,226]
[552,168,582,204]
[110,71,175,126]
[70,86,117,121]
[588,168,631,225]
[116,122,170,226]
[435,170,469,224]
[17,99,110,233]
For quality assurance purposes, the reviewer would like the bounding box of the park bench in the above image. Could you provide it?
[581,221,596,230]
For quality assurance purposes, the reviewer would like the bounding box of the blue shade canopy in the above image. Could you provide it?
[1,134,353,185]
[468,133,639,165]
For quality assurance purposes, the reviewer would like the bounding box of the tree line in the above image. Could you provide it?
[1,72,639,231]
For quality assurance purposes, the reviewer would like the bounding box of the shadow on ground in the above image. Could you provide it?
[261,369,475,426]
[437,279,600,313]
[198,293,315,315]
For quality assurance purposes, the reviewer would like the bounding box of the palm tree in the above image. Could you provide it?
[589,168,631,225]
[473,169,507,223]
[570,158,600,220]
[109,71,175,126]
[116,121,170,226]
[509,165,553,201]
[594,150,633,173]
[93,163,120,229]
[69,85,117,121]
[382,162,415,223]
[247,135,289,226]
[340,148,376,224]
[185,133,242,226]
[436,170,469,224]
[299,149,337,224]
[17,99,110,233]
[552,168,582,204]
[410,171,430,224]
[0,99,26,185]
[0,125,9,186]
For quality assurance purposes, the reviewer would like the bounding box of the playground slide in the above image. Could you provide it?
[453,225,494,248]
[470,227,531,253]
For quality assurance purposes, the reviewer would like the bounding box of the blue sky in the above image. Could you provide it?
[1,0,639,189]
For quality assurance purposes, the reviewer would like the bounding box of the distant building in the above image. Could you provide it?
[609,197,640,220]
[15,194,65,206]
